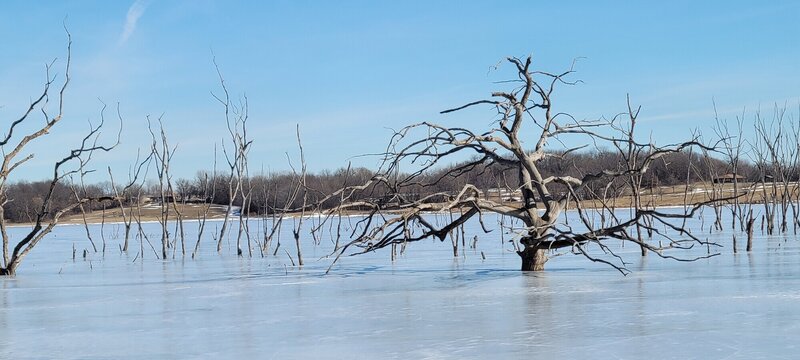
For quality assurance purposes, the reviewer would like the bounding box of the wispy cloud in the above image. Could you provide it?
[119,0,149,45]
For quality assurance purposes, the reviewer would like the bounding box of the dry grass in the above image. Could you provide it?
[59,203,232,225]
[52,181,799,225]
[489,181,799,210]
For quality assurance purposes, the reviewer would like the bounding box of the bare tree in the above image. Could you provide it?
[262,173,288,257]
[0,32,119,275]
[212,60,251,253]
[289,125,308,266]
[147,115,178,259]
[318,56,723,273]
[612,96,647,256]
[699,146,726,233]
[713,106,747,231]
[156,123,188,258]
[192,159,217,259]
[70,149,99,254]
[108,144,153,253]
[750,108,789,236]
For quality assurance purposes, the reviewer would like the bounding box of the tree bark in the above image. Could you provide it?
[518,246,547,271]
[746,212,755,252]
[0,264,15,276]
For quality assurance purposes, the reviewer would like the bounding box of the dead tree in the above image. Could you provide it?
[212,61,251,253]
[317,56,724,273]
[236,158,253,257]
[612,97,647,256]
[192,159,217,259]
[751,109,785,235]
[107,144,153,253]
[147,115,179,259]
[70,154,99,254]
[262,174,289,256]
[234,114,253,257]
[713,108,747,231]
[289,125,308,266]
[790,120,800,233]
[0,32,119,274]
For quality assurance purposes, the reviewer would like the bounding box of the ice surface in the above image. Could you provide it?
[0,208,798,359]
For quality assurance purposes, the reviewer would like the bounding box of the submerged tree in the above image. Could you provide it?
[320,56,723,273]
[212,60,252,254]
[0,32,119,275]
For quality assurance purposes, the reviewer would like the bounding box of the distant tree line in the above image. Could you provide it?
[2,149,771,223]
[3,181,108,223]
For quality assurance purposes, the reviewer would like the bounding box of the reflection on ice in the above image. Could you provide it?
[0,210,798,359]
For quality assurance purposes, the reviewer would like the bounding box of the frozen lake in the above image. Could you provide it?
[0,209,798,359]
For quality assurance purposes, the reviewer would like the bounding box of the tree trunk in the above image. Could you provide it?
[518,246,547,271]
[746,212,755,252]
[1,262,17,276]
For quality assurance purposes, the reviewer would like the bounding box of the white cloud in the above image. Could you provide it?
[119,0,149,45]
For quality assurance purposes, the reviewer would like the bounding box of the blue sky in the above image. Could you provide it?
[0,1,798,181]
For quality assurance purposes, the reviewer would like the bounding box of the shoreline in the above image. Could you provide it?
[4,180,776,228]
[4,201,744,229]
